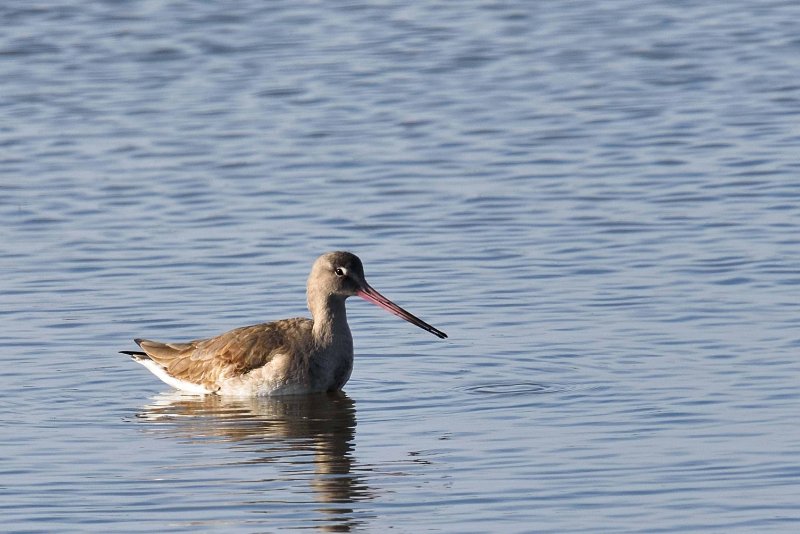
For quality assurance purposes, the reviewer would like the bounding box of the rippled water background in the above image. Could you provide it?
[2,1,800,532]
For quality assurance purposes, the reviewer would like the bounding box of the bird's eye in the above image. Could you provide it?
[334,267,345,277]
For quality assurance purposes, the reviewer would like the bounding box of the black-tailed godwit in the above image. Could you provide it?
[122,251,447,395]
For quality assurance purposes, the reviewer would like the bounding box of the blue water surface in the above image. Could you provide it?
[2,1,800,532]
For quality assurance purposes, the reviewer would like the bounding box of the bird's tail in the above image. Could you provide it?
[121,338,149,360]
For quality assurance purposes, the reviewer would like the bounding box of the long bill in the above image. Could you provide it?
[357,284,448,339]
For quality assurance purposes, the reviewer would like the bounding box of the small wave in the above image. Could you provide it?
[462,382,558,396]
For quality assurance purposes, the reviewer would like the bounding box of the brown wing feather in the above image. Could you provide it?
[137,318,313,391]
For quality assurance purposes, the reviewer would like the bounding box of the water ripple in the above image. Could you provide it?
[462,382,561,396]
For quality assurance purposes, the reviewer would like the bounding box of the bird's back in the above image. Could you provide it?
[133,317,315,393]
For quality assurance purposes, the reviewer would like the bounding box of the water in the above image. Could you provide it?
[2,1,800,531]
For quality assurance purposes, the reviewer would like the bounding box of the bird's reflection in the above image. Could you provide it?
[136,391,369,532]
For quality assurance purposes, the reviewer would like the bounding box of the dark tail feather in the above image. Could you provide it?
[121,350,150,363]
[121,339,148,358]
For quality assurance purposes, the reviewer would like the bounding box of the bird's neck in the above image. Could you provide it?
[308,292,351,347]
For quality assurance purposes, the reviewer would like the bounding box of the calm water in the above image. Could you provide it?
[2,1,800,532]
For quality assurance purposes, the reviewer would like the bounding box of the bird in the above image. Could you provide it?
[122,251,447,396]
